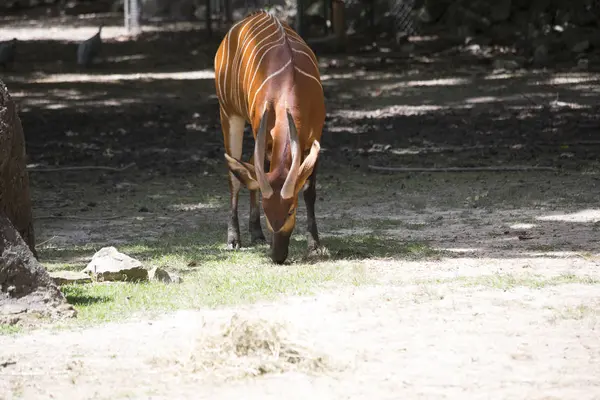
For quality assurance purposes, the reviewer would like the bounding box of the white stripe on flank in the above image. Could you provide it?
[219,11,321,118]
[220,101,229,118]
[218,11,265,114]
[236,16,277,111]
[241,20,283,86]
[291,48,319,74]
[241,21,286,113]
[294,66,322,87]
[249,58,292,115]
[246,35,286,115]
[219,16,251,107]
[233,13,271,111]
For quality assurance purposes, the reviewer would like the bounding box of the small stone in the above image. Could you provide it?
[572,40,590,53]
[576,58,589,70]
[457,25,473,39]
[148,266,171,283]
[49,271,92,286]
[395,31,409,44]
[491,0,512,22]
[533,44,549,65]
[493,59,520,70]
[170,273,183,284]
[400,43,415,53]
[465,44,482,55]
[416,6,433,23]
[148,267,183,284]
[0,303,27,315]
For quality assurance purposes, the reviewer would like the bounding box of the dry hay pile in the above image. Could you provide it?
[191,313,330,380]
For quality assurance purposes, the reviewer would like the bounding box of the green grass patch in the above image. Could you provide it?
[59,262,362,326]
[321,235,442,260]
[551,304,600,321]
[0,324,23,335]
[38,226,438,327]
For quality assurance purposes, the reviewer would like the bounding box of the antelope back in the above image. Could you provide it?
[214,10,323,127]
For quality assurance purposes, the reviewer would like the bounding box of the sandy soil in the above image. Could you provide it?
[2,260,600,399]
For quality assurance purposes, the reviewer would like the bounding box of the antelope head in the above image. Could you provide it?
[224,107,320,263]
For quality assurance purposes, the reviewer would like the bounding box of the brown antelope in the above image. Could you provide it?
[214,10,325,263]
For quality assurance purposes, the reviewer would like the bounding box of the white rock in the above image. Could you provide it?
[82,247,148,282]
[49,270,92,285]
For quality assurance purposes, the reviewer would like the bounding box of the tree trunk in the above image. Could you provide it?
[0,214,76,326]
[332,0,346,50]
[0,80,37,259]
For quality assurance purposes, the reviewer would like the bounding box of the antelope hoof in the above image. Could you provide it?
[307,238,320,254]
[250,232,266,245]
[227,238,241,250]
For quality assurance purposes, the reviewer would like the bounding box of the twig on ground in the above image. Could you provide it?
[1,360,16,368]
[35,235,57,248]
[368,165,559,173]
[27,163,136,173]
[36,215,127,221]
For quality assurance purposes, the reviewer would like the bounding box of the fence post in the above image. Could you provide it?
[124,0,141,35]
[296,0,305,36]
[206,0,213,37]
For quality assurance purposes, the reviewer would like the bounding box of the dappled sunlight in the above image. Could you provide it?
[321,70,403,82]
[377,77,471,91]
[0,21,208,42]
[483,71,538,80]
[332,104,467,119]
[105,54,148,63]
[433,248,595,259]
[323,67,600,116]
[168,202,222,212]
[509,223,537,230]
[7,70,215,84]
[437,247,480,254]
[548,100,590,109]
[464,96,498,104]
[541,74,600,86]
[20,96,142,110]
[537,209,600,223]
[523,251,594,258]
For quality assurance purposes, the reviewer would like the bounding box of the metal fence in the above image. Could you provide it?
[389,0,417,36]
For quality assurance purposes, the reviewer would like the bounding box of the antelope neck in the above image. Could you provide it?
[268,114,292,178]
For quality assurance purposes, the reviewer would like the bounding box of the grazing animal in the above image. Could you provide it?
[0,38,17,69]
[214,10,326,264]
[77,26,103,67]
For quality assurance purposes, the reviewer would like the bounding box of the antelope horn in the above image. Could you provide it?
[281,110,302,199]
[254,105,273,198]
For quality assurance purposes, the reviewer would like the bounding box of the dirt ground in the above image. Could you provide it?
[1,11,600,400]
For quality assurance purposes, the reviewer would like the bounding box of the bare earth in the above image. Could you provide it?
[2,263,600,399]
[2,14,600,400]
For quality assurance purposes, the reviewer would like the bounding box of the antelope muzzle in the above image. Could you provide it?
[271,231,291,264]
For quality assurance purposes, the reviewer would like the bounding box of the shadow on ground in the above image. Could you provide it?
[0,14,596,272]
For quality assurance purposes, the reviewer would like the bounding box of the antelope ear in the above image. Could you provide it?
[294,140,321,193]
[224,153,260,191]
